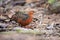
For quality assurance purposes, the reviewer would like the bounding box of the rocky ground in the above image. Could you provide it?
[0,6,60,40]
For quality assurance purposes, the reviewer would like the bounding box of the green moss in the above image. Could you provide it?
[48,0,56,4]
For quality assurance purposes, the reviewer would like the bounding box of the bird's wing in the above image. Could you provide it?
[15,13,29,21]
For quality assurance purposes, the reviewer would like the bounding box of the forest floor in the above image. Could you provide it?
[0,0,60,40]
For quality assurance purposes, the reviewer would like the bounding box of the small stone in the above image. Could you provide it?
[5,19,10,22]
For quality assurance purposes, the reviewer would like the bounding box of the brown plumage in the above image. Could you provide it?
[12,11,34,28]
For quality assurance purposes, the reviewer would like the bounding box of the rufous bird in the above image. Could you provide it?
[12,11,34,28]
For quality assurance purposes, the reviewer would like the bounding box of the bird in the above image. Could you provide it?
[12,11,34,28]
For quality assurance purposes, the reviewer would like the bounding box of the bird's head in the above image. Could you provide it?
[28,11,34,16]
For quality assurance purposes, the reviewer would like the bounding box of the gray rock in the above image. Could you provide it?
[50,1,60,13]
